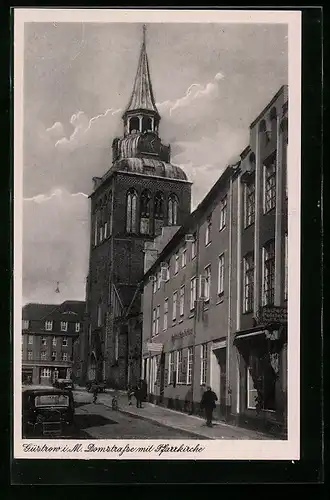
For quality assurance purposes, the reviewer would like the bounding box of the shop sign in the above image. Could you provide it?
[171,328,193,342]
[255,306,287,325]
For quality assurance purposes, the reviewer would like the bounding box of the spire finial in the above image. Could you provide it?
[142,24,147,46]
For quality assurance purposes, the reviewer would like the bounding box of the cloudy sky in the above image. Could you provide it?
[22,21,288,305]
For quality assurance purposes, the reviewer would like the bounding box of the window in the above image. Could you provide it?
[176,349,184,384]
[94,212,99,246]
[97,304,102,327]
[168,194,178,226]
[157,271,161,290]
[219,196,227,230]
[45,321,53,331]
[218,254,225,296]
[28,350,33,361]
[244,181,255,227]
[262,240,275,306]
[22,320,29,330]
[75,322,80,333]
[140,190,151,235]
[28,335,33,345]
[191,235,197,260]
[62,337,68,347]
[40,351,47,360]
[201,344,208,385]
[104,221,108,239]
[62,352,68,362]
[163,299,168,330]
[205,215,212,246]
[284,233,288,301]
[187,347,194,384]
[264,157,276,212]
[52,336,57,347]
[154,192,164,219]
[52,351,57,361]
[41,337,47,346]
[126,189,138,233]
[179,286,185,317]
[190,277,197,310]
[172,291,178,321]
[174,253,179,274]
[60,321,68,332]
[204,265,211,302]
[152,308,156,336]
[40,368,51,378]
[168,352,175,384]
[152,277,157,294]
[181,247,187,268]
[156,305,160,335]
[243,253,254,313]
[99,225,103,242]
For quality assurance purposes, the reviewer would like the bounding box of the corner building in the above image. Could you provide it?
[142,86,288,437]
[81,28,192,389]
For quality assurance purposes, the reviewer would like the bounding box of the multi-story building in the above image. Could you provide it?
[141,85,288,436]
[80,27,192,389]
[22,300,85,385]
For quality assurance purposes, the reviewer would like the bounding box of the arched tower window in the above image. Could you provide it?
[154,191,164,235]
[142,116,152,133]
[129,117,140,134]
[154,192,164,219]
[168,194,179,226]
[140,189,151,235]
[126,189,138,233]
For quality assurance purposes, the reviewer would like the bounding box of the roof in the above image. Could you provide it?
[23,301,85,321]
[22,303,56,321]
[143,165,235,281]
[124,26,159,116]
[113,157,188,181]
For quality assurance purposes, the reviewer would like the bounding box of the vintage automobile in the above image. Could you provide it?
[22,387,75,438]
[86,380,106,393]
[53,378,74,390]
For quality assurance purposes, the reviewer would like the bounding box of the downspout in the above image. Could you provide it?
[189,222,200,414]
[226,175,233,417]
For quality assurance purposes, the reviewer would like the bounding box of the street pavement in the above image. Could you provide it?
[73,390,201,439]
[73,389,274,440]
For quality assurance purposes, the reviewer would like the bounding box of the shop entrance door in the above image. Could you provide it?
[216,348,227,409]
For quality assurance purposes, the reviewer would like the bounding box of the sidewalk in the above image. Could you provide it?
[96,390,274,440]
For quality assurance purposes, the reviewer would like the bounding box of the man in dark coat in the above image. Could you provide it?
[134,383,143,408]
[200,386,218,427]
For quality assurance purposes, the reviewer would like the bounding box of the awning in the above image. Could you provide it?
[212,339,226,350]
[235,329,266,340]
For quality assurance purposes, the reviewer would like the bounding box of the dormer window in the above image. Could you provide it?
[60,321,68,332]
[45,321,53,331]
[75,322,80,333]
[22,320,29,330]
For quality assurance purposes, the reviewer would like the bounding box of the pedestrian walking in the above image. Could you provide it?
[140,379,147,402]
[127,385,134,406]
[200,385,218,427]
[92,383,98,404]
[134,383,143,408]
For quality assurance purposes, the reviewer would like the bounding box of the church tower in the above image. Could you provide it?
[81,26,192,389]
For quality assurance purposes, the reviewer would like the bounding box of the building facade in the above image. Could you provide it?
[22,301,85,385]
[141,86,288,436]
[80,27,192,389]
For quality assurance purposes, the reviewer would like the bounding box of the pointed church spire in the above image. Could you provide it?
[124,25,159,116]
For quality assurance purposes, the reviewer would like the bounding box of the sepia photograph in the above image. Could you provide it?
[14,8,301,460]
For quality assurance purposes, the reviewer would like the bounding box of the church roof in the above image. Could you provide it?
[113,157,188,181]
[124,26,159,116]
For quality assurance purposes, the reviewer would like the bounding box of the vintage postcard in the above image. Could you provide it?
[14,8,301,461]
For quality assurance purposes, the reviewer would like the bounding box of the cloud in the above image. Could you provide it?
[23,189,90,304]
